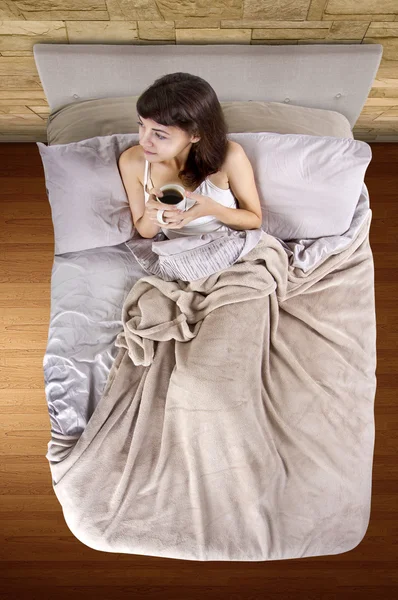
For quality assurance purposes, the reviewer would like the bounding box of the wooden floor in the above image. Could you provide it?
[0,142,397,599]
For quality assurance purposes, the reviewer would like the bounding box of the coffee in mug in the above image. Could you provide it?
[159,187,184,205]
[157,184,188,211]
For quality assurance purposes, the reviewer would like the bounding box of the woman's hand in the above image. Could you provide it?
[149,190,219,229]
[145,187,185,227]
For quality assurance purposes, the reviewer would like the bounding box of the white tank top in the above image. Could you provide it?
[143,159,237,239]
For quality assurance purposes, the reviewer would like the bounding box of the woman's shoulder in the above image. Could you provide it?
[119,145,146,185]
[223,140,242,167]
[225,140,244,160]
[223,140,246,178]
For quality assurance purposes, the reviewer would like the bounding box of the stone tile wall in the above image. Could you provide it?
[0,0,397,142]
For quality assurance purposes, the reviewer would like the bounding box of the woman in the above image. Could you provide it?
[118,72,264,281]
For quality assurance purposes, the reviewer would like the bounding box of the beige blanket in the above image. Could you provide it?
[46,212,377,561]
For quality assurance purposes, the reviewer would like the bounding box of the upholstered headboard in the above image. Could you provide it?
[33,43,383,129]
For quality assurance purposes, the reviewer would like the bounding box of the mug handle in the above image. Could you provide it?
[157,209,168,225]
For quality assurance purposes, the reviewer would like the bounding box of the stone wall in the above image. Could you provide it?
[1,0,397,142]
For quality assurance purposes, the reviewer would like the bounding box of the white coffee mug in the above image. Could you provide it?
[156,184,194,226]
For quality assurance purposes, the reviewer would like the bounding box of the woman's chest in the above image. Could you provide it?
[142,161,230,193]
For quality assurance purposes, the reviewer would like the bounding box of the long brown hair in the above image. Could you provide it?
[136,72,229,190]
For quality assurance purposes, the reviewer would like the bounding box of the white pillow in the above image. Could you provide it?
[231,132,372,241]
[37,131,371,255]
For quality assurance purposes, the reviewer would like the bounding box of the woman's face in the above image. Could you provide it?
[137,114,199,163]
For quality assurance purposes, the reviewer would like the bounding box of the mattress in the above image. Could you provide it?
[42,99,377,561]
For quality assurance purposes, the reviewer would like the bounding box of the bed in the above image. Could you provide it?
[34,42,382,561]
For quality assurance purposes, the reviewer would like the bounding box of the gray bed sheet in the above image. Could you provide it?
[44,182,371,437]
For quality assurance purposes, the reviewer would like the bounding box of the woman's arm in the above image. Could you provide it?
[215,141,262,230]
[212,204,262,230]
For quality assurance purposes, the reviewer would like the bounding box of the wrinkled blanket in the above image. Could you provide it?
[46,212,376,561]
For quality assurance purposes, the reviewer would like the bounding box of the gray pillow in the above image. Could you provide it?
[37,134,139,255]
[40,97,355,255]
[37,130,370,254]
